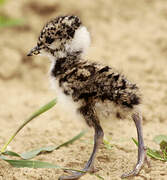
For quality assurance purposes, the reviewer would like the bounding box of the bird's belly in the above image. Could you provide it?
[95,100,132,120]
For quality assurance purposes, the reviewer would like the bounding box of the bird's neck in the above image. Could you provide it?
[50,51,82,78]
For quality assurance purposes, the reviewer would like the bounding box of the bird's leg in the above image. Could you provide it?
[121,110,148,178]
[59,105,104,180]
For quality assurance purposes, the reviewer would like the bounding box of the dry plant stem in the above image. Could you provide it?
[0,99,56,153]
[121,110,148,178]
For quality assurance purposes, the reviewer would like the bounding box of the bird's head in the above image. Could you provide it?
[27,15,90,59]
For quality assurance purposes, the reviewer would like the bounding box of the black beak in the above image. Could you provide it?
[27,52,32,56]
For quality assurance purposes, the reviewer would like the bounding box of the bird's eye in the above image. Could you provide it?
[45,36,55,44]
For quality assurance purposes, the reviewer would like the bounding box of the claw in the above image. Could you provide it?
[58,171,85,180]
[121,164,142,179]
[64,169,77,174]
[59,165,96,180]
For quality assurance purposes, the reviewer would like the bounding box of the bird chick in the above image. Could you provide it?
[27,15,148,180]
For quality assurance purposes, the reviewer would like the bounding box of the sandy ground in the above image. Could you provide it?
[0,0,167,179]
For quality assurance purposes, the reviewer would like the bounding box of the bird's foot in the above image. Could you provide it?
[121,148,149,179]
[58,166,95,180]
[58,172,85,180]
[121,165,142,179]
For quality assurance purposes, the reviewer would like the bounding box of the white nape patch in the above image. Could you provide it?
[65,26,91,54]
[50,76,84,122]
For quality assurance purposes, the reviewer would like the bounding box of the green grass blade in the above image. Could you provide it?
[0,16,24,27]
[20,146,56,160]
[55,130,87,150]
[0,0,6,5]
[2,159,60,168]
[2,130,86,160]
[0,155,102,178]
[146,148,165,161]
[0,155,85,173]
[132,137,138,146]
[132,138,166,161]
[103,139,113,150]
[94,174,104,180]
[160,141,167,160]
[3,151,20,157]
[0,98,57,153]
[20,130,86,159]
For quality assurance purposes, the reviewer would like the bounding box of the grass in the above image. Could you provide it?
[1,94,166,179]
[0,98,104,179]
[0,0,24,27]
[0,98,57,153]
[132,135,167,161]
[0,0,6,5]
[3,131,86,160]
[0,16,24,27]
[0,131,87,171]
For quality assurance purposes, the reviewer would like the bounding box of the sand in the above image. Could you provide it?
[0,0,167,179]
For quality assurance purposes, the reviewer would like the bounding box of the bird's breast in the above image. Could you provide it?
[50,76,84,121]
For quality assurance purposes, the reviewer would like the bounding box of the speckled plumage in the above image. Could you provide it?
[52,55,140,105]
[28,15,148,180]
[50,52,141,125]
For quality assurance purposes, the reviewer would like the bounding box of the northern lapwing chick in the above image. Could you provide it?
[27,15,148,180]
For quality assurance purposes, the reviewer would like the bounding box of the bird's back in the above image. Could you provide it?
[51,54,141,110]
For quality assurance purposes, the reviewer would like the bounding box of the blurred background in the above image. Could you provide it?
[0,0,167,179]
